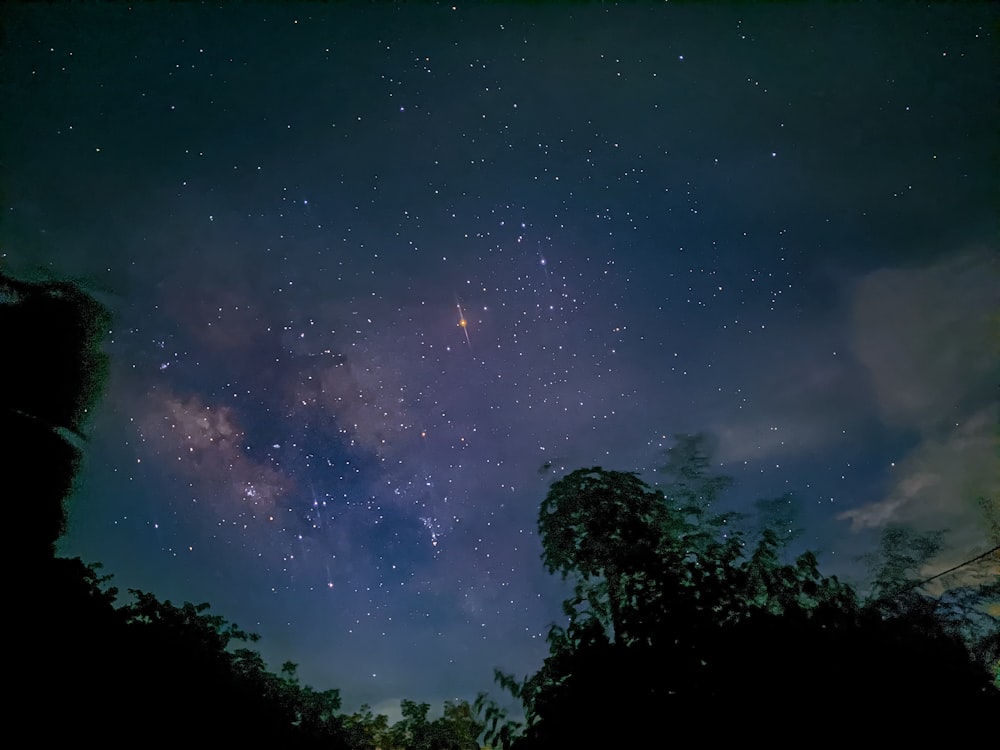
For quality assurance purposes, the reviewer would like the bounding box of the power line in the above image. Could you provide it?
[915,545,1000,590]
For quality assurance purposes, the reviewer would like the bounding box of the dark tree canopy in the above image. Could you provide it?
[1,271,110,556]
[497,436,999,748]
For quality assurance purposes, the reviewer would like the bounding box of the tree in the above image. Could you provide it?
[473,691,522,750]
[1,271,111,557]
[538,466,667,641]
[500,435,999,747]
[375,699,483,750]
[861,524,999,681]
[536,435,759,648]
[3,271,363,746]
[342,704,392,749]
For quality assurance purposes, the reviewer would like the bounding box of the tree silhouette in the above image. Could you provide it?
[3,271,359,746]
[1,271,110,557]
[473,690,522,750]
[861,524,999,683]
[539,467,667,641]
[500,436,998,747]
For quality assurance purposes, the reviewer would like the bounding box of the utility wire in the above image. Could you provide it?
[915,544,1000,589]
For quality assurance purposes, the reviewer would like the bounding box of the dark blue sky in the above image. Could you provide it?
[4,3,997,715]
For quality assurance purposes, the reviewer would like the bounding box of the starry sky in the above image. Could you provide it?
[3,3,997,715]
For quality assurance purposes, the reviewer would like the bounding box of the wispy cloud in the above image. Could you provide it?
[839,248,999,564]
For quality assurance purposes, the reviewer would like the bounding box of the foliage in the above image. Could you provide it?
[536,436,854,650]
[121,589,261,649]
[538,467,668,640]
[494,434,998,746]
[473,690,523,750]
[340,699,484,750]
[380,699,483,750]
[2,271,112,555]
[863,525,945,608]
[342,704,393,750]
[860,523,999,685]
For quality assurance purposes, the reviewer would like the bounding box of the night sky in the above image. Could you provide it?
[3,3,997,715]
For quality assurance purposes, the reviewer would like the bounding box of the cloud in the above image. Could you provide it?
[850,248,998,432]
[707,322,868,466]
[839,247,1000,557]
[713,414,837,466]
[838,406,998,536]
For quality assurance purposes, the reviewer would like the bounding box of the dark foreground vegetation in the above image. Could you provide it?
[5,271,997,747]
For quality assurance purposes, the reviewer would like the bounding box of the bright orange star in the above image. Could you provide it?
[456,301,471,347]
